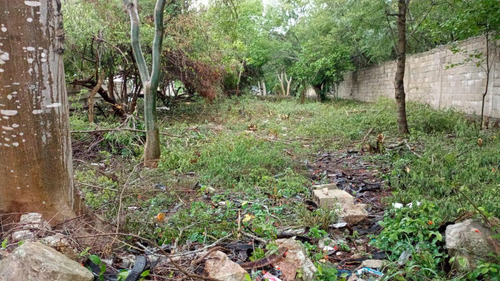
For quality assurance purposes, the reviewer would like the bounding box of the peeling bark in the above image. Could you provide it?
[0,0,81,223]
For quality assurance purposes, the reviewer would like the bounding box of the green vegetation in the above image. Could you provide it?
[72,96,500,280]
[60,1,500,279]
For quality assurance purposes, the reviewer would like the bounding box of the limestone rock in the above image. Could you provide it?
[313,187,367,225]
[446,219,500,271]
[19,213,51,232]
[275,238,317,281]
[204,251,248,281]
[0,242,93,281]
[41,234,78,260]
[11,230,35,242]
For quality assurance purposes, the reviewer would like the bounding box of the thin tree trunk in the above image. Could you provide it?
[395,0,410,135]
[480,31,490,130]
[125,0,165,167]
[285,73,292,96]
[277,72,286,96]
[0,0,82,223]
[262,80,267,96]
[88,72,105,123]
[108,70,115,101]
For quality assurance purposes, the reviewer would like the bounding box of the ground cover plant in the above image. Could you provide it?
[70,96,500,280]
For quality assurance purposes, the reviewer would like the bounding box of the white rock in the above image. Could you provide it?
[0,242,93,281]
[11,230,35,242]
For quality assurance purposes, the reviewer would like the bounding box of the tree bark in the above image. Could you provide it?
[0,0,82,223]
[285,73,292,97]
[277,72,286,96]
[395,0,410,135]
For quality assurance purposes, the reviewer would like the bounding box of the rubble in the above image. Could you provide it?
[313,187,368,225]
[275,238,317,281]
[204,251,249,281]
[11,230,35,242]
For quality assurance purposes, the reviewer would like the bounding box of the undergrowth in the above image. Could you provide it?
[70,95,499,280]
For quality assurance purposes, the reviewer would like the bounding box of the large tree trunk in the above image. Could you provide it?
[395,0,410,135]
[0,0,81,223]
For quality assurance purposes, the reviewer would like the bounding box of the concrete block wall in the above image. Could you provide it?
[337,36,500,118]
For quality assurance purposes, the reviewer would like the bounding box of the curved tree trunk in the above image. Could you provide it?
[0,0,81,223]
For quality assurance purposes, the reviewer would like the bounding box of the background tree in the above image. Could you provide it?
[124,0,166,167]
[0,0,82,223]
[441,0,500,129]
[394,0,410,135]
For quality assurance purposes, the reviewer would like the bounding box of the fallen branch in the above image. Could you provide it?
[71,128,179,137]
[404,140,423,159]
[242,231,268,244]
[239,247,288,269]
[361,127,374,146]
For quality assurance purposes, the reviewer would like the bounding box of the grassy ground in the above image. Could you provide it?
[70,95,500,278]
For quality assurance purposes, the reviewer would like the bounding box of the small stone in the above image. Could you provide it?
[205,186,216,193]
[19,213,50,231]
[41,234,77,260]
[205,251,248,281]
[318,237,337,250]
[41,234,68,248]
[361,259,385,269]
[11,230,35,242]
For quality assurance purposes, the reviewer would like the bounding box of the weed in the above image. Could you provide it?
[372,201,447,280]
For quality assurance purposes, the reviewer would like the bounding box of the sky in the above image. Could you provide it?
[195,0,274,8]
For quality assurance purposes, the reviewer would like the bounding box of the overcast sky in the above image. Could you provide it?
[194,0,274,8]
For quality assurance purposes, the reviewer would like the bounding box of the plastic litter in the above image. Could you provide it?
[392,202,403,209]
[337,269,352,278]
[356,267,384,279]
[331,222,348,228]
[398,249,412,266]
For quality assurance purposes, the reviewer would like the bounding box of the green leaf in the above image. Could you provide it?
[140,270,150,277]
[89,254,102,265]
[244,273,252,281]
[1,238,7,249]
[117,270,129,281]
